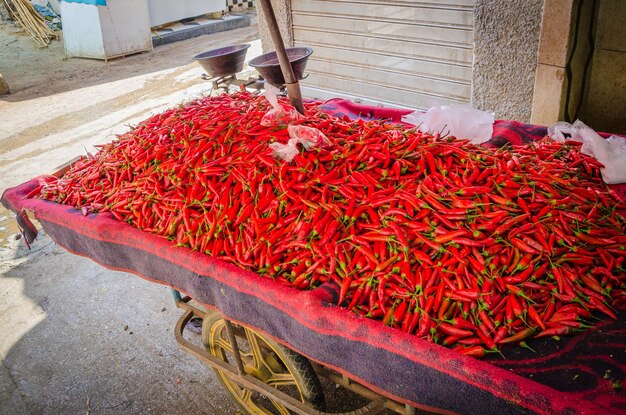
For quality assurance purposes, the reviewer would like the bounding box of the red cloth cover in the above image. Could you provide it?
[2,99,625,415]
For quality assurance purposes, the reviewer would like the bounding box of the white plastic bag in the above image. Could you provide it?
[269,125,331,162]
[261,84,306,127]
[548,120,626,184]
[401,104,495,144]
[547,121,578,143]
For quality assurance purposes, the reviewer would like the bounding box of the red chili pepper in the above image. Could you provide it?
[476,325,497,350]
[588,296,617,320]
[493,327,508,343]
[439,323,473,338]
[434,230,469,244]
[535,326,573,338]
[494,213,531,235]
[477,310,495,333]
[37,92,626,358]
[393,301,409,325]
[415,312,433,338]
[498,327,536,344]
[338,276,352,305]
[510,238,540,254]
[527,305,545,331]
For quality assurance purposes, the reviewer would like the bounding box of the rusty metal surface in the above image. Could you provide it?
[193,44,251,78]
[173,303,392,415]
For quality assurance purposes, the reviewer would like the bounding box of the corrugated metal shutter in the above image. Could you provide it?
[291,0,475,109]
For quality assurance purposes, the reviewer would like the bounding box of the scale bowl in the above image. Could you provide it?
[193,44,251,78]
[249,47,313,87]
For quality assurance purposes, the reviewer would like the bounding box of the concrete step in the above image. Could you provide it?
[152,14,251,48]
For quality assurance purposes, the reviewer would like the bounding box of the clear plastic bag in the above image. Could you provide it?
[401,104,494,144]
[269,125,331,162]
[548,120,626,184]
[260,84,306,127]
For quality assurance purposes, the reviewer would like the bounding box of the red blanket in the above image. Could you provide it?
[2,99,625,415]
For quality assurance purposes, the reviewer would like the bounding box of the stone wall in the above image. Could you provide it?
[472,0,544,121]
[256,0,293,52]
[578,0,626,134]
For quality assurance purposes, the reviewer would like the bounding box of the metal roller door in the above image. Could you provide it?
[291,0,475,109]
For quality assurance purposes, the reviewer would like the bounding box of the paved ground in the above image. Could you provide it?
[0,12,256,415]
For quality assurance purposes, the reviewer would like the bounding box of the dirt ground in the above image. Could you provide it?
[0,13,263,190]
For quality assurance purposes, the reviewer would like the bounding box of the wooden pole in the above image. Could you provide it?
[257,0,305,114]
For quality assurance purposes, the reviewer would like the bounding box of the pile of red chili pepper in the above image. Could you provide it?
[36,92,626,357]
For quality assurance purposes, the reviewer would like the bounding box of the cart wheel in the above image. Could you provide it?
[202,312,325,414]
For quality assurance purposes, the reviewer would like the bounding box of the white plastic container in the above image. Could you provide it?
[61,0,152,60]
[146,0,224,27]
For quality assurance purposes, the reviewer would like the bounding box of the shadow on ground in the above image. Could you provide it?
[0,232,387,414]
[0,234,238,414]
